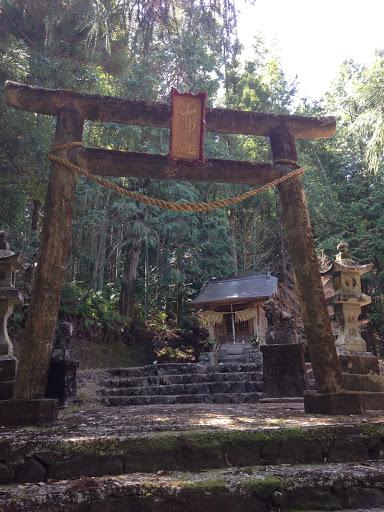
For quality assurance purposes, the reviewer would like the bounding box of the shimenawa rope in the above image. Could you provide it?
[47,142,304,212]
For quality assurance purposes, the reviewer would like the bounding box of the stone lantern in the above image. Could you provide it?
[0,231,28,399]
[325,241,373,354]
[323,241,384,410]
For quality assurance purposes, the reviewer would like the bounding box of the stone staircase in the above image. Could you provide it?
[4,360,384,510]
[99,360,264,406]
[2,413,384,511]
[97,356,384,409]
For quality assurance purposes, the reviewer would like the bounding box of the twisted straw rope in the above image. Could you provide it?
[47,142,304,212]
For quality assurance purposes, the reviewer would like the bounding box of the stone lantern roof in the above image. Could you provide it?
[322,241,373,303]
[0,250,28,270]
[0,232,28,302]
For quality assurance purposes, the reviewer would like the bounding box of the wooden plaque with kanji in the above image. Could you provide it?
[169,88,207,164]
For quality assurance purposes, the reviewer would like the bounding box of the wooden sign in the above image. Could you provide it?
[169,88,207,164]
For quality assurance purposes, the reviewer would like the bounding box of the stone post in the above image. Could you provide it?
[261,300,306,398]
[45,321,79,407]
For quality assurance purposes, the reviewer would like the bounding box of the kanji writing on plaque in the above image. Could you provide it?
[169,88,207,164]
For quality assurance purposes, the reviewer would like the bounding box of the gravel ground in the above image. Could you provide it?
[0,368,382,442]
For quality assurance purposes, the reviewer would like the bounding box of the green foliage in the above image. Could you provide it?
[295,55,384,348]
[248,476,284,499]
[60,282,130,334]
[147,312,169,331]
[4,0,384,351]
[204,336,216,349]
[249,334,260,347]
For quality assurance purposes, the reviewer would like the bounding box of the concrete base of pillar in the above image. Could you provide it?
[304,391,366,415]
[0,399,59,427]
[0,380,15,400]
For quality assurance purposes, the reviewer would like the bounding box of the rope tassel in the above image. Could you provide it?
[47,142,305,212]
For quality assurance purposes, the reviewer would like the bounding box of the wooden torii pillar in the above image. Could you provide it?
[3,81,365,419]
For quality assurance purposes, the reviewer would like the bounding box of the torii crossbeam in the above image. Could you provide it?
[3,81,365,417]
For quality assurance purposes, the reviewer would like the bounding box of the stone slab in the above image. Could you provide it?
[304,391,366,415]
[261,343,306,398]
[260,397,304,403]
[45,360,79,407]
[339,353,380,375]
[0,398,59,426]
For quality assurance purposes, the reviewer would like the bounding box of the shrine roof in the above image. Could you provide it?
[190,273,278,306]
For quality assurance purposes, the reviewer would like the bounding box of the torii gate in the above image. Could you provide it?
[4,81,365,416]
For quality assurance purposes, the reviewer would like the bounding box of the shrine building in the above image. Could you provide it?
[191,273,278,351]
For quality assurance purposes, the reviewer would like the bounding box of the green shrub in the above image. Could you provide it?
[60,281,130,334]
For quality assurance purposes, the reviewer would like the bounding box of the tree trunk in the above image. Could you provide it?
[229,208,238,276]
[176,283,183,328]
[92,190,111,291]
[23,199,42,290]
[119,236,141,330]
[109,226,119,283]
[31,199,41,231]
[270,124,343,394]
[71,187,88,281]
[144,238,149,316]
[13,104,84,400]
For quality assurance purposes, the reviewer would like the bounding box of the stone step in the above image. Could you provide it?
[99,363,265,407]
[105,362,262,379]
[2,421,384,486]
[259,397,303,403]
[100,391,263,406]
[101,381,263,397]
[2,460,384,511]
[102,371,263,388]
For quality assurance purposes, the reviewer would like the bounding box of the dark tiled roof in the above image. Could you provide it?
[190,273,278,305]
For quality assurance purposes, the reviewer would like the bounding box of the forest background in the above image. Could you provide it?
[1,0,384,366]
